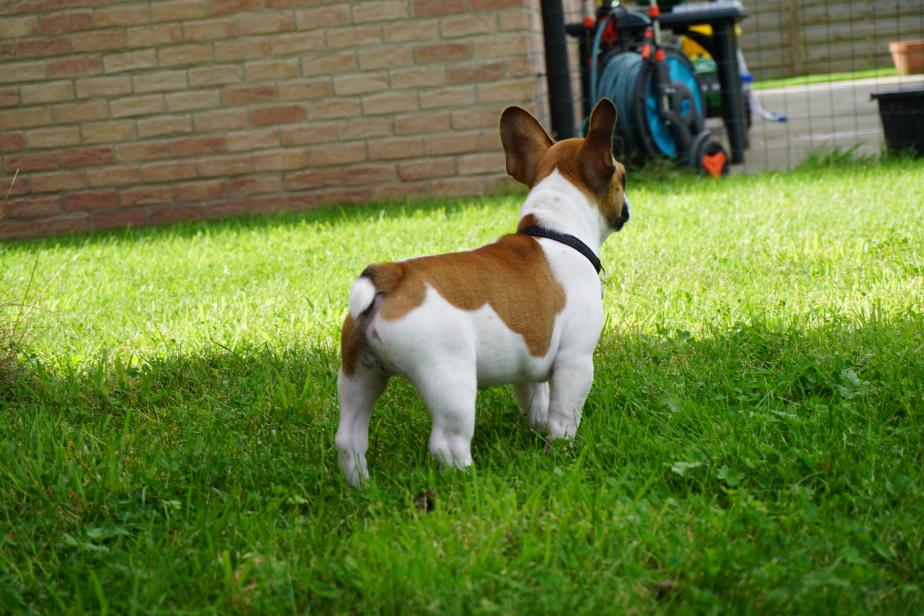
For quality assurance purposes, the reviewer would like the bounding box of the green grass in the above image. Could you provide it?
[752,67,899,90]
[2,158,923,613]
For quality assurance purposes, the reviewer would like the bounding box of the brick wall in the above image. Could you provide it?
[0,0,549,239]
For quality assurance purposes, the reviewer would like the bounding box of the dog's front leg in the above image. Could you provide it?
[513,382,550,432]
[546,356,594,441]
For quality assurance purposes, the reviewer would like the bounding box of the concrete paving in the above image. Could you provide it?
[709,74,924,173]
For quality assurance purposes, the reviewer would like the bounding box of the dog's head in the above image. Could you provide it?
[499,98,629,231]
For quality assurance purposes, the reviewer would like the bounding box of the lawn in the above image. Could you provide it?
[1,158,923,613]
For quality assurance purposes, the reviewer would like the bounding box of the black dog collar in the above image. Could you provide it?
[519,226,602,274]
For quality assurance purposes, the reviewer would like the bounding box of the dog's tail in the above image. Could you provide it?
[347,262,404,319]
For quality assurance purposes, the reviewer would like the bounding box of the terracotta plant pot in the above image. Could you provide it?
[889,40,924,76]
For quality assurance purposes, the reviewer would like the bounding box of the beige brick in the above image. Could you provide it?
[16,37,68,58]
[143,161,198,183]
[215,38,269,62]
[117,141,170,162]
[353,1,407,23]
[430,176,484,198]
[361,91,417,116]
[103,49,157,73]
[384,19,439,43]
[189,65,242,87]
[93,209,147,229]
[0,133,27,153]
[4,152,59,173]
[307,98,362,120]
[390,65,444,90]
[211,0,264,16]
[49,56,102,77]
[34,213,92,236]
[425,132,481,155]
[194,109,248,132]
[368,137,423,161]
[499,8,531,31]
[395,111,451,136]
[95,4,151,27]
[5,196,61,219]
[85,166,142,187]
[326,25,381,50]
[0,107,52,129]
[481,128,502,150]
[223,85,275,106]
[295,5,352,31]
[0,16,40,38]
[478,79,535,104]
[158,44,212,67]
[473,32,529,58]
[280,124,338,146]
[448,61,504,85]
[415,42,470,64]
[126,24,184,48]
[41,11,94,33]
[0,61,45,84]
[339,163,397,186]
[315,188,372,206]
[111,94,164,118]
[245,59,299,82]
[183,18,236,41]
[287,168,340,190]
[452,107,499,130]
[170,136,226,156]
[226,128,280,151]
[310,142,366,166]
[399,157,455,181]
[357,46,413,71]
[166,89,221,111]
[0,88,17,108]
[302,52,355,77]
[420,86,475,110]
[133,70,188,93]
[412,0,465,17]
[229,174,282,196]
[334,72,388,96]
[26,126,81,149]
[238,12,294,35]
[339,117,392,141]
[120,185,172,206]
[198,154,254,177]
[148,205,202,224]
[152,0,206,22]
[70,30,127,53]
[457,152,505,175]
[175,179,227,201]
[31,171,86,193]
[62,190,119,211]
[269,32,325,56]
[277,79,333,102]
[250,105,305,126]
[371,181,429,201]
[53,100,108,123]
[440,14,497,38]
[20,80,73,105]
[105,126,158,155]
[76,76,132,99]
[138,114,192,138]
[253,149,308,171]
[62,146,116,168]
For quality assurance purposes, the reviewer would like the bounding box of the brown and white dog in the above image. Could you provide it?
[336,98,630,487]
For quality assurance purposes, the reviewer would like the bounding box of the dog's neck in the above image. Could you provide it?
[517,170,609,255]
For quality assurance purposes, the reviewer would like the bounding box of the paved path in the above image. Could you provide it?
[711,75,924,173]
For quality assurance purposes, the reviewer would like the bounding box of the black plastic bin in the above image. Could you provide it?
[871,87,924,156]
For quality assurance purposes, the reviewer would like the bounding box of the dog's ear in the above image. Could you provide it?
[499,106,554,186]
[580,98,618,192]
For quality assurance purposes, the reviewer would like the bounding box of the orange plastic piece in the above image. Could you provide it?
[641,44,652,60]
[583,15,595,28]
[654,49,666,62]
[702,152,727,178]
[648,5,660,17]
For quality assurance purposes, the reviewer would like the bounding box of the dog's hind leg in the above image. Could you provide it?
[546,355,594,441]
[414,364,477,469]
[513,382,549,433]
[336,367,388,487]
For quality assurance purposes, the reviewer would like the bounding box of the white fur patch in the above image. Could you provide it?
[347,276,376,319]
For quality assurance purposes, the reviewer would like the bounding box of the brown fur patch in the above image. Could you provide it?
[362,234,566,357]
[340,313,362,376]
